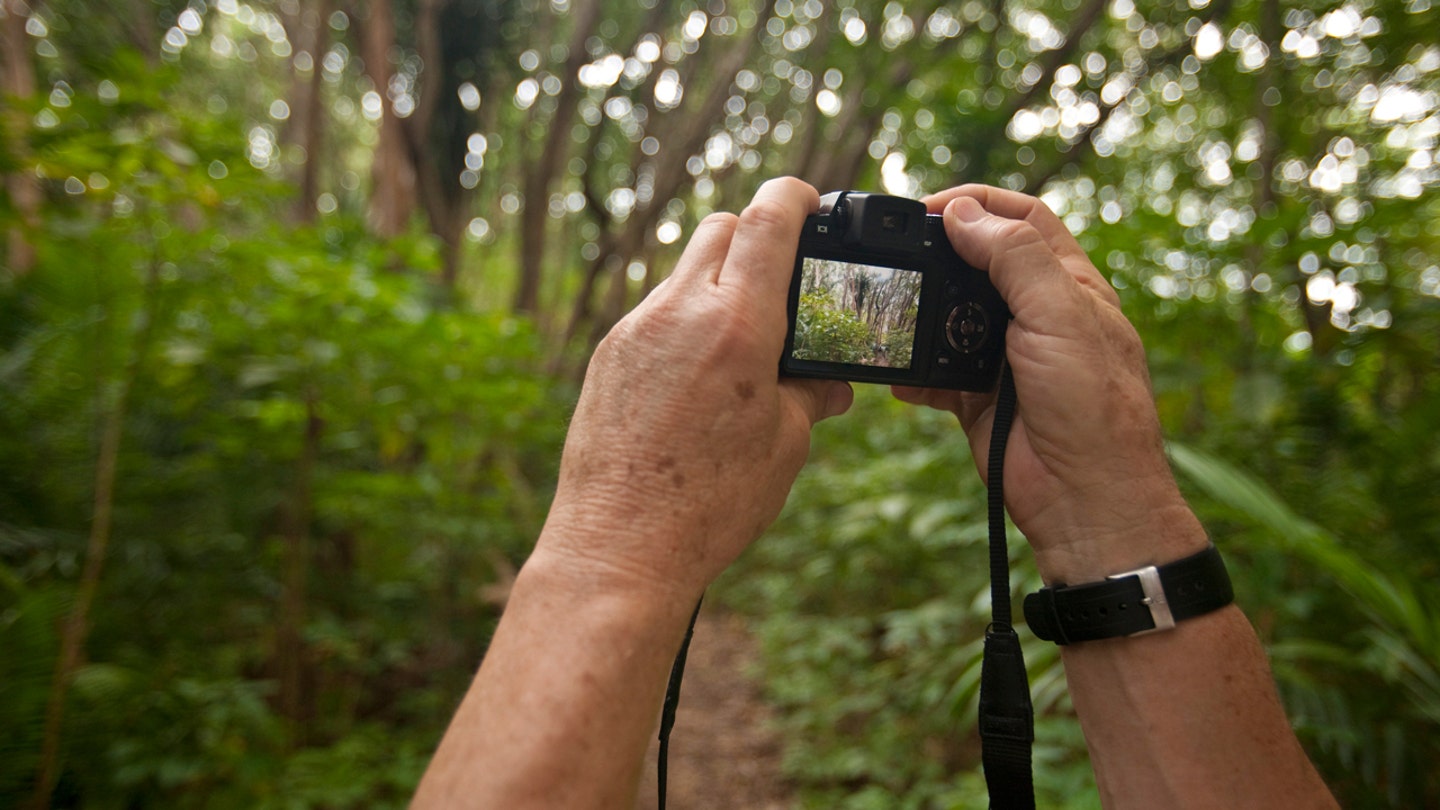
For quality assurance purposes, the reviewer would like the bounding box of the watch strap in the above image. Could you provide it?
[1023,545,1233,645]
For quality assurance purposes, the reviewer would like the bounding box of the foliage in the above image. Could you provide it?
[792,289,874,364]
[1169,443,1440,806]
[0,22,567,808]
[719,388,1092,809]
[2,0,1438,807]
[883,323,915,369]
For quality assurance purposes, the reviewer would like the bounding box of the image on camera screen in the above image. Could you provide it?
[791,258,922,369]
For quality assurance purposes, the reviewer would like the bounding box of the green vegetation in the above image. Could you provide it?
[883,320,915,368]
[2,0,1438,807]
[793,289,874,364]
[722,389,1083,809]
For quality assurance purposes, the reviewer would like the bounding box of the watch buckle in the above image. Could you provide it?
[1107,565,1176,636]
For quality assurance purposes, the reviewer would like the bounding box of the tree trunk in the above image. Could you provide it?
[514,0,604,314]
[2,0,40,278]
[29,233,166,810]
[283,0,334,224]
[359,0,418,237]
[559,0,779,354]
[124,0,160,63]
[276,390,322,741]
[808,60,914,194]
[1239,0,1284,359]
[288,0,332,221]
[405,0,469,290]
[352,0,487,287]
[788,7,835,184]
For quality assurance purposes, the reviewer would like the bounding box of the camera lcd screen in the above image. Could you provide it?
[791,258,922,370]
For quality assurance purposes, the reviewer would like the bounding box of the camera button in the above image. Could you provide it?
[945,303,991,354]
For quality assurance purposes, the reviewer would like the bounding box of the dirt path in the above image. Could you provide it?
[635,610,794,809]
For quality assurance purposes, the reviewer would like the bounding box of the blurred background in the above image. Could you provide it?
[1,0,1437,806]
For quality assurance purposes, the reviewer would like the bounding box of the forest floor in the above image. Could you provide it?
[634,609,795,810]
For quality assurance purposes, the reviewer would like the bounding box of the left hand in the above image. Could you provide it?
[534,177,854,603]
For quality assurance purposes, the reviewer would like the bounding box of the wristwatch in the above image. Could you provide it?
[1023,545,1234,645]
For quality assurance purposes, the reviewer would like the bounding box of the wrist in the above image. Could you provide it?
[540,469,768,602]
[1025,543,1233,645]
[526,513,708,614]
[1028,491,1209,587]
[508,543,702,667]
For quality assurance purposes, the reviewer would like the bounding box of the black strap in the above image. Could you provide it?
[978,365,1036,810]
[657,596,703,810]
[980,626,1035,808]
[1023,545,1233,645]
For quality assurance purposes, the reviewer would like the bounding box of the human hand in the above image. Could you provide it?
[534,178,854,603]
[893,185,1206,584]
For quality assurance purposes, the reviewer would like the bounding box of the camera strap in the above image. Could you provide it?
[657,595,703,810]
[978,364,1036,809]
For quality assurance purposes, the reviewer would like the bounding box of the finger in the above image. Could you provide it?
[663,211,740,295]
[923,185,1076,256]
[890,384,959,413]
[714,177,820,315]
[926,185,1114,303]
[890,385,992,432]
[943,196,1064,304]
[782,379,854,426]
[942,196,1111,321]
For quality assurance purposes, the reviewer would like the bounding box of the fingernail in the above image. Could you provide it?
[949,197,985,223]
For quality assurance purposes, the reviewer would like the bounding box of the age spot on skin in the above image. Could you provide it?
[657,456,683,487]
[735,381,756,400]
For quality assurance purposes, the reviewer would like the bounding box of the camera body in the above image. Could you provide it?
[781,191,1008,391]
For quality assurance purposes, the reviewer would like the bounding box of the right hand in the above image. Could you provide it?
[893,185,1207,584]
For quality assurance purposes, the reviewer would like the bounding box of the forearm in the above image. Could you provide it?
[1048,521,1337,809]
[412,543,696,809]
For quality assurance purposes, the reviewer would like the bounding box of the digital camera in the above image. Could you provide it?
[781,191,1008,391]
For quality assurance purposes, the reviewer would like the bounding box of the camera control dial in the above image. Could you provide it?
[945,302,992,354]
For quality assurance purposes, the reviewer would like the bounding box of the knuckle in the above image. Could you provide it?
[993,217,1047,252]
[697,211,739,237]
[737,197,796,233]
[596,304,663,356]
[761,175,816,200]
[590,319,631,365]
[1103,312,1149,367]
[1097,281,1123,309]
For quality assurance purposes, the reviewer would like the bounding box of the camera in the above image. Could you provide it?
[781,191,1008,391]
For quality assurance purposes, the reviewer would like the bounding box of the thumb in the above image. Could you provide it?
[942,195,1088,332]
[941,196,1048,292]
[783,379,854,426]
